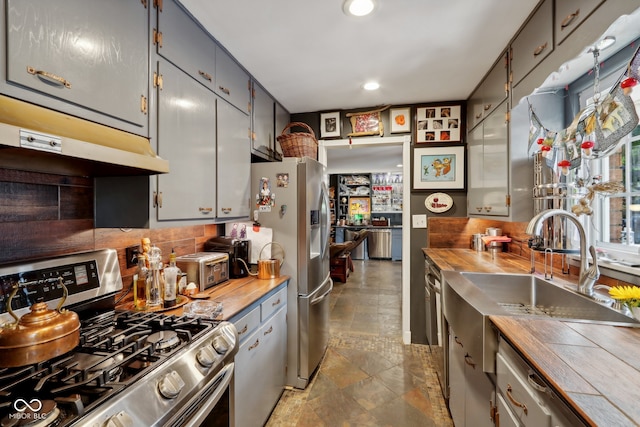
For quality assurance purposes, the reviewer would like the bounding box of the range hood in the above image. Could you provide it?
[0,95,169,177]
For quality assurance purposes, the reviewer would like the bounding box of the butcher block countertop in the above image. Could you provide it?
[423,248,640,426]
[116,275,290,320]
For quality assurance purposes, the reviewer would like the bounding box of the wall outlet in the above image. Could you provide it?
[412,214,427,228]
[125,245,140,269]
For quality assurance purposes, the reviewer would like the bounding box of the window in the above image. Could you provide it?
[578,73,640,254]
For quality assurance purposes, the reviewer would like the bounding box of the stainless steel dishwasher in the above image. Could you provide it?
[345,229,366,259]
[367,228,391,259]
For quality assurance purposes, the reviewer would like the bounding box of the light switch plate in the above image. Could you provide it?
[412,214,427,228]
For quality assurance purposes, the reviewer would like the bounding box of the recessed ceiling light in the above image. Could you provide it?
[343,0,377,17]
[363,81,380,91]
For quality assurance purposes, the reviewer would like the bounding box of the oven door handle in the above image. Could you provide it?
[183,363,234,427]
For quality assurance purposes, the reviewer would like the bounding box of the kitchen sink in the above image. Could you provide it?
[441,271,640,374]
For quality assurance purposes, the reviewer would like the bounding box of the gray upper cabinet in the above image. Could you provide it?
[4,0,148,134]
[468,52,508,130]
[155,0,216,92]
[251,80,276,156]
[510,0,553,88]
[275,102,290,157]
[215,45,251,114]
[555,0,605,45]
[217,98,251,219]
[156,59,216,221]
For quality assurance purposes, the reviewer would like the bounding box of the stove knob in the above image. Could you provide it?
[212,335,230,354]
[105,411,134,427]
[196,345,217,368]
[158,370,185,399]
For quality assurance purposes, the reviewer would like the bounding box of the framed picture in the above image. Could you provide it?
[320,112,341,138]
[390,107,411,133]
[346,109,384,137]
[415,105,461,143]
[413,145,465,190]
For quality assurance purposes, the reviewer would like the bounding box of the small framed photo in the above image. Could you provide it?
[413,145,465,190]
[320,112,341,138]
[415,105,461,143]
[390,107,411,133]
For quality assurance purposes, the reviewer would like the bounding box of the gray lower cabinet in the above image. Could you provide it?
[448,327,495,427]
[496,338,584,427]
[156,59,217,220]
[155,0,217,92]
[3,0,149,135]
[232,285,287,427]
[215,45,251,114]
[217,98,251,218]
[391,228,402,261]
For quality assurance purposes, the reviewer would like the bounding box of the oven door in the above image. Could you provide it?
[182,363,234,427]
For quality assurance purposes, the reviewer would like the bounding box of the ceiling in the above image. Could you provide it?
[178,0,540,114]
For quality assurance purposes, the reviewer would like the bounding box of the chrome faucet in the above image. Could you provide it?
[526,209,600,297]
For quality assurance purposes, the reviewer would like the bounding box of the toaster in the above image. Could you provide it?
[175,252,229,291]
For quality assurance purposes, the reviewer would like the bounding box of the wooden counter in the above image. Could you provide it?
[116,275,290,320]
[423,248,640,426]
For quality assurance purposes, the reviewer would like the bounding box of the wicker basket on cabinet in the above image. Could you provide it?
[276,122,318,159]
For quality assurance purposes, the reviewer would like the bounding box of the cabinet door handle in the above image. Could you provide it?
[561,9,580,29]
[464,354,476,369]
[248,338,260,350]
[506,384,528,415]
[218,85,231,95]
[199,207,213,214]
[533,42,548,57]
[475,112,483,119]
[454,336,463,347]
[198,70,212,82]
[263,326,273,335]
[483,103,492,111]
[27,66,71,88]
[238,324,248,335]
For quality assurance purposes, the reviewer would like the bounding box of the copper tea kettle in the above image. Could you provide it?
[0,278,80,368]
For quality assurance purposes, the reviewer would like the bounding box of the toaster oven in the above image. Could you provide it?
[175,252,229,291]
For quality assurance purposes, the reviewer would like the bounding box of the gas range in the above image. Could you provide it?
[0,249,237,427]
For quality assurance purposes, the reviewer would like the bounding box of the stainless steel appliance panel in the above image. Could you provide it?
[298,273,333,381]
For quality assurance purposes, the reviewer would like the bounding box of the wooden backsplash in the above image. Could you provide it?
[0,168,221,287]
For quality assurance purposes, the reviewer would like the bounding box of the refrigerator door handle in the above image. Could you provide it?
[310,273,333,306]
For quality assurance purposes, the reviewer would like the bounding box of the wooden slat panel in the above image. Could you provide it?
[566,393,637,427]
[0,182,58,221]
[60,185,93,220]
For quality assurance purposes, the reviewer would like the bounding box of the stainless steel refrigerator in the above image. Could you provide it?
[251,157,332,389]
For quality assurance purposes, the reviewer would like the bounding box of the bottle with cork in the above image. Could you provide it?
[163,249,179,308]
[133,254,148,309]
[146,244,164,308]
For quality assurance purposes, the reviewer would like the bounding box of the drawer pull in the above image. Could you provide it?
[198,70,212,82]
[238,324,248,335]
[533,42,548,57]
[248,338,260,351]
[27,66,71,88]
[475,112,483,119]
[263,326,273,335]
[454,336,463,347]
[272,298,281,307]
[506,384,528,415]
[483,103,492,111]
[561,9,579,29]
[218,85,231,95]
[527,371,548,393]
[199,207,213,214]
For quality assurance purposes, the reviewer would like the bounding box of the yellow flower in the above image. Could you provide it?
[609,285,640,307]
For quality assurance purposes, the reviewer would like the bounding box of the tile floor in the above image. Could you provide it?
[266,259,454,427]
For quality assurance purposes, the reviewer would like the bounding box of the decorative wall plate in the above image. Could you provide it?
[425,192,453,213]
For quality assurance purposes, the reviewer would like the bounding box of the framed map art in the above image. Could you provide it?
[415,105,461,143]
